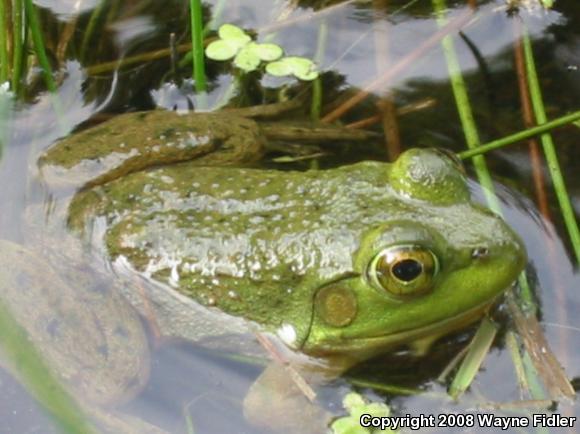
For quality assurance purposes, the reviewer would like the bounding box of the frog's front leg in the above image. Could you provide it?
[244,362,333,434]
[39,110,265,190]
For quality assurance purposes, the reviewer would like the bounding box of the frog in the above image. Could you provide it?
[32,105,527,433]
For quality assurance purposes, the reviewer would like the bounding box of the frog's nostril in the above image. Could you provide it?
[471,247,489,259]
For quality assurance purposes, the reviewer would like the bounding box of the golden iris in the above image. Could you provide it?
[368,245,439,297]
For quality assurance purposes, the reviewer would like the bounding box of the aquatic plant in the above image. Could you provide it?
[205,24,319,81]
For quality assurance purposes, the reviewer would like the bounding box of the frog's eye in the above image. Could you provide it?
[368,245,439,297]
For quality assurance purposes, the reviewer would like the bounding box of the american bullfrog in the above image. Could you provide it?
[25,107,528,432]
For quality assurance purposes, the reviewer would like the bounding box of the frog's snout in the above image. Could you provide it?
[470,226,527,286]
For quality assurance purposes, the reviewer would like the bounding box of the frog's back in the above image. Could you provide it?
[67,162,398,321]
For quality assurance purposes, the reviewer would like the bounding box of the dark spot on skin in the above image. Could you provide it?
[84,275,109,294]
[46,319,61,337]
[97,344,109,358]
[161,128,177,137]
[114,325,129,338]
[125,374,141,389]
[213,138,224,149]
[15,271,34,290]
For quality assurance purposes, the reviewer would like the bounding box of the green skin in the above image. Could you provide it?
[40,110,527,367]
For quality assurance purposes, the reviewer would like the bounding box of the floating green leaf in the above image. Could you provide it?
[266,56,319,81]
[289,57,319,80]
[227,42,283,72]
[218,23,251,43]
[233,43,262,72]
[205,39,240,61]
[265,59,293,77]
[255,43,283,61]
[205,23,316,80]
[331,393,396,434]
[206,24,252,62]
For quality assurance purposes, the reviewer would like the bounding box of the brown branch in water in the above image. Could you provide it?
[507,294,575,400]
[345,97,436,129]
[513,21,551,220]
[373,0,402,161]
[255,333,317,402]
[261,122,378,142]
[86,42,195,76]
[321,8,474,123]
[377,99,402,161]
[57,19,78,67]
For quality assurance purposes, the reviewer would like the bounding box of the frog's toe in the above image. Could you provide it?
[243,363,331,434]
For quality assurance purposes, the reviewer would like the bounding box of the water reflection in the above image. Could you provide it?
[0,1,578,433]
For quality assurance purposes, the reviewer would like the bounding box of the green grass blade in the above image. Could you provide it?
[23,0,56,92]
[80,0,107,61]
[433,0,500,210]
[0,298,97,434]
[448,317,498,399]
[521,25,580,264]
[458,110,580,159]
[11,0,25,95]
[189,0,207,101]
[310,19,327,121]
[0,0,9,83]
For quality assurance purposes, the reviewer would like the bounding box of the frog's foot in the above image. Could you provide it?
[243,363,332,434]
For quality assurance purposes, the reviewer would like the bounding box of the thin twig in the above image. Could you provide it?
[373,0,401,160]
[345,98,436,129]
[255,333,316,402]
[86,43,194,75]
[513,20,550,220]
[321,8,474,123]
[507,295,575,400]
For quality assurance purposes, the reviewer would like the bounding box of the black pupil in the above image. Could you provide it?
[392,259,423,282]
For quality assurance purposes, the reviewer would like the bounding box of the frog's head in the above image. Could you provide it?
[297,148,526,359]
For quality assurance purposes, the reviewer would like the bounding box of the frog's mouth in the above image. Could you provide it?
[302,298,495,357]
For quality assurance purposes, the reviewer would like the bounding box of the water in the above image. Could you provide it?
[0,0,578,433]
